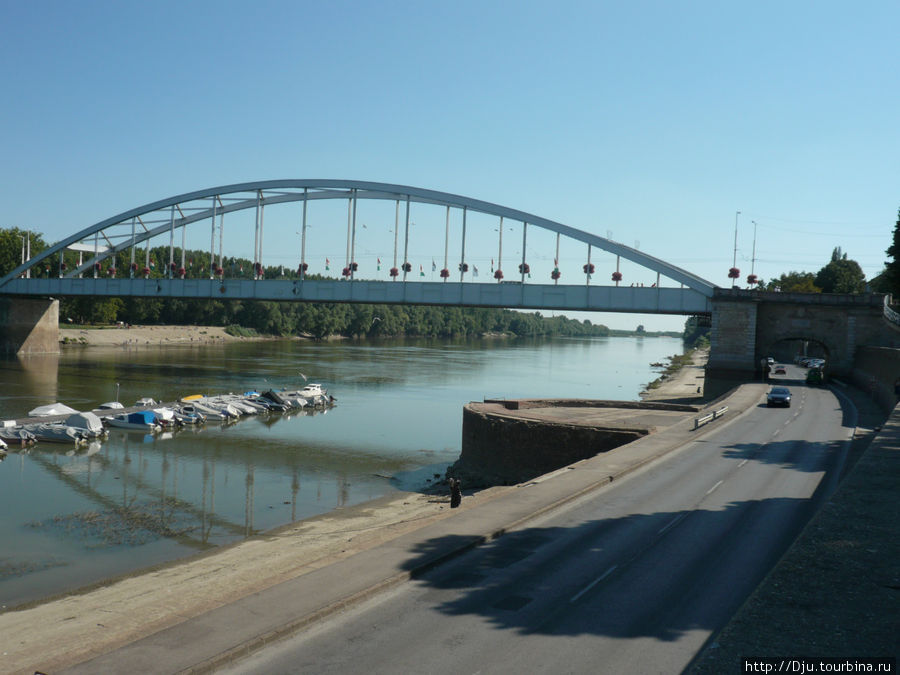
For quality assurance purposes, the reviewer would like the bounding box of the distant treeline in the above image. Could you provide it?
[6,241,692,340]
[61,295,633,340]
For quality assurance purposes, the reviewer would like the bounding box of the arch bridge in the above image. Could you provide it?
[6,179,898,399]
[0,180,714,315]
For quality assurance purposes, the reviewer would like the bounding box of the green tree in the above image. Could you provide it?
[814,247,866,293]
[762,271,821,293]
[0,228,48,277]
[880,208,900,298]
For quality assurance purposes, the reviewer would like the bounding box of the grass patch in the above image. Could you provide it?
[645,349,697,390]
[224,325,259,338]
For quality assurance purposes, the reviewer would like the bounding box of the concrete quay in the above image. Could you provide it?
[0,375,893,673]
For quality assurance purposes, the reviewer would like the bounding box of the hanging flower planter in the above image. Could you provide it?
[728,267,741,279]
[93,262,101,271]
[298,262,308,274]
[350,262,358,272]
[108,267,116,276]
[494,269,504,280]
[747,274,758,286]
[458,262,468,272]
[440,268,450,278]
[389,267,399,277]
[401,262,412,273]
[518,263,530,274]
[342,267,351,277]
[130,262,138,272]
[583,263,595,275]
[178,266,186,277]
[142,266,151,276]
[254,262,262,274]
[612,271,623,282]
[551,269,561,280]
[61,262,67,271]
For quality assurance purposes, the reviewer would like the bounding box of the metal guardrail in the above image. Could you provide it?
[883,296,900,328]
[693,405,728,430]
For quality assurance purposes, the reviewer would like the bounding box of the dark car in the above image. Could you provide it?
[766,386,792,407]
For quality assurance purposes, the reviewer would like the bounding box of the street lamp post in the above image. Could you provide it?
[732,211,740,270]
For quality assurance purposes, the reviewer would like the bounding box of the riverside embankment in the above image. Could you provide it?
[2,344,893,672]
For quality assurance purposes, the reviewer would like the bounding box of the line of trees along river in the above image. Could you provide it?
[63,295,687,341]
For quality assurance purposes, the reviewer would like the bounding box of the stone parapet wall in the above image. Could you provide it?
[454,403,647,486]
[851,346,900,413]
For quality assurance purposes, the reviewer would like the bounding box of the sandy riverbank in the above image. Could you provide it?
[641,346,708,402]
[59,325,246,348]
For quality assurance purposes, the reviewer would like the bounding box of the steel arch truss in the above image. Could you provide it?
[0,179,715,314]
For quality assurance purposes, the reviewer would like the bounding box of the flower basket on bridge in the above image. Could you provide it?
[518,263,530,275]
[747,274,758,286]
[440,268,450,279]
[342,267,351,277]
[108,267,116,277]
[390,267,399,278]
[458,262,468,273]
[297,262,308,275]
[401,262,412,273]
[551,269,560,280]
[494,269,504,280]
[350,262,359,272]
[728,267,741,279]
[612,271,623,284]
[583,263,595,275]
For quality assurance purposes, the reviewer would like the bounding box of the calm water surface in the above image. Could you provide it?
[0,336,682,607]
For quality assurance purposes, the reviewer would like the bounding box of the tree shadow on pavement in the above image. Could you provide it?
[399,496,818,643]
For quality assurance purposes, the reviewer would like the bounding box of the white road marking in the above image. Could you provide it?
[738,459,748,468]
[570,565,617,603]
[657,512,688,535]
[705,480,723,496]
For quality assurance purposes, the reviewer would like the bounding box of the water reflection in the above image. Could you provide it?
[0,336,683,608]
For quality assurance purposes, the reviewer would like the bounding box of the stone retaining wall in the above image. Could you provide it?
[453,403,649,486]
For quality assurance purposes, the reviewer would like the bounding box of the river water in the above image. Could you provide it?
[0,335,683,608]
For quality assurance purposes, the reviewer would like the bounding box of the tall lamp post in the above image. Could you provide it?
[728,211,741,286]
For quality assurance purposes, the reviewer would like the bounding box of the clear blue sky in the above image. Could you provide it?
[2,0,897,331]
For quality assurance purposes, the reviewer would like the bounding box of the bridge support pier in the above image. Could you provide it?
[704,295,765,398]
[0,298,60,355]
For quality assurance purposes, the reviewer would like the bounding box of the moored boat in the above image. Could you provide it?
[106,410,161,432]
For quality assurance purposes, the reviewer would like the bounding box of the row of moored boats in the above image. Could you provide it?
[0,384,334,450]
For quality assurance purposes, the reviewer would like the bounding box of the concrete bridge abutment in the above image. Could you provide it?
[704,290,900,399]
[0,297,60,355]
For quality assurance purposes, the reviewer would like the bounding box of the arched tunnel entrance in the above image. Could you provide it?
[761,337,831,369]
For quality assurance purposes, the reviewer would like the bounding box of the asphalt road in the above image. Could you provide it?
[223,367,854,674]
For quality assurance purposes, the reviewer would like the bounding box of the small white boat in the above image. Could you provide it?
[96,401,125,411]
[0,427,37,445]
[151,407,177,427]
[179,402,235,421]
[28,402,79,417]
[106,411,161,432]
[173,410,206,425]
[22,423,88,444]
[64,412,107,439]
